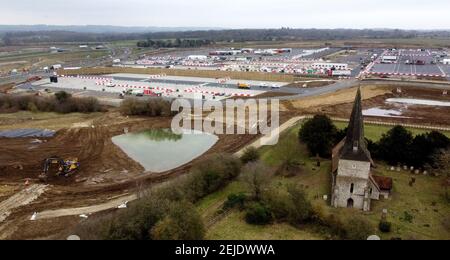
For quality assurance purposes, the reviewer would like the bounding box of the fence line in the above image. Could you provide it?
[329,116,450,132]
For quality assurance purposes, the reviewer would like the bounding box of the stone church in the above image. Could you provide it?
[331,88,392,211]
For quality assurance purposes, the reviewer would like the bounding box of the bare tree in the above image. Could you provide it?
[240,162,273,201]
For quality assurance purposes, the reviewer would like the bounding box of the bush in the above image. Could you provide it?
[263,190,291,221]
[240,162,273,201]
[343,217,374,240]
[150,201,205,240]
[379,220,392,233]
[77,196,170,240]
[0,94,102,114]
[245,203,273,225]
[320,214,346,238]
[120,98,173,117]
[223,193,247,210]
[401,211,414,223]
[320,214,373,240]
[241,147,260,164]
[299,115,339,158]
[55,91,72,103]
[262,184,313,225]
[185,154,242,202]
[27,102,38,113]
[286,184,313,225]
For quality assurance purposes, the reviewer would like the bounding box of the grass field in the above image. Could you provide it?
[206,211,325,240]
[197,122,450,240]
[0,111,103,130]
[0,49,109,73]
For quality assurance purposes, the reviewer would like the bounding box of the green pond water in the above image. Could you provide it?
[112,129,218,173]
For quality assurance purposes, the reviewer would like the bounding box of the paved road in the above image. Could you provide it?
[278,79,360,100]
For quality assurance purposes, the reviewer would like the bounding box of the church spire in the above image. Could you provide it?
[341,87,372,162]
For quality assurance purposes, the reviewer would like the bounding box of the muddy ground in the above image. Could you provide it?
[318,87,450,126]
[0,108,285,239]
[0,111,265,188]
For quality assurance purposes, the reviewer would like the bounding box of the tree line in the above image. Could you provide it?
[0,91,102,114]
[142,28,450,43]
[299,115,450,169]
[2,28,450,45]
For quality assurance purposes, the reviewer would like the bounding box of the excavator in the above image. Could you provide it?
[39,156,80,181]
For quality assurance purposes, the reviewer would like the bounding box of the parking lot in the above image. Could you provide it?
[127,48,352,76]
[370,63,444,76]
[368,49,446,78]
[29,74,295,101]
[440,65,450,80]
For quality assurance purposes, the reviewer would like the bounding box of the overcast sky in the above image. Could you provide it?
[1,0,449,29]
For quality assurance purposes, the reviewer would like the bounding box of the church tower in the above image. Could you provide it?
[331,88,379,211]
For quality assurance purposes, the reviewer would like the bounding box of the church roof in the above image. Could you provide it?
[340,88,373,163]
[372,175,393,191]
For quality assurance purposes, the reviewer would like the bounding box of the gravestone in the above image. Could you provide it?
[67,235,81,240]
[381,209,388,221]
[367,235,381,241]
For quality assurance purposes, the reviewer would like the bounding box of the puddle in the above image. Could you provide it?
[386,98,450,107]
[0,129,55,138]
[363,107,403,117]
[112,129,218,173]
[363,107,414,118]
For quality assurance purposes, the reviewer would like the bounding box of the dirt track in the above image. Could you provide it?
[0,184,48,223]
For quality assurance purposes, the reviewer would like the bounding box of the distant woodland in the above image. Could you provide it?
[1,28,450,45]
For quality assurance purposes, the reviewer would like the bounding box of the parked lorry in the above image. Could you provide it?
[415,60,425,65]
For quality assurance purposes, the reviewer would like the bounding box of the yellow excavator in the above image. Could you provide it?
[39,156,80,181]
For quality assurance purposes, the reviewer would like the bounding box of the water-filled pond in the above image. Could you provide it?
[112,129,218,173]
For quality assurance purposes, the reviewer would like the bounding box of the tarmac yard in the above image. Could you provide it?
[367,49,447,78]
[29,73,292,101]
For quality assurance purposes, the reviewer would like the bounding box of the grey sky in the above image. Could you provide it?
[1,0,449,29]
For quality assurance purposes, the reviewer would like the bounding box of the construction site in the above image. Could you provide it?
[0,35,449,242]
